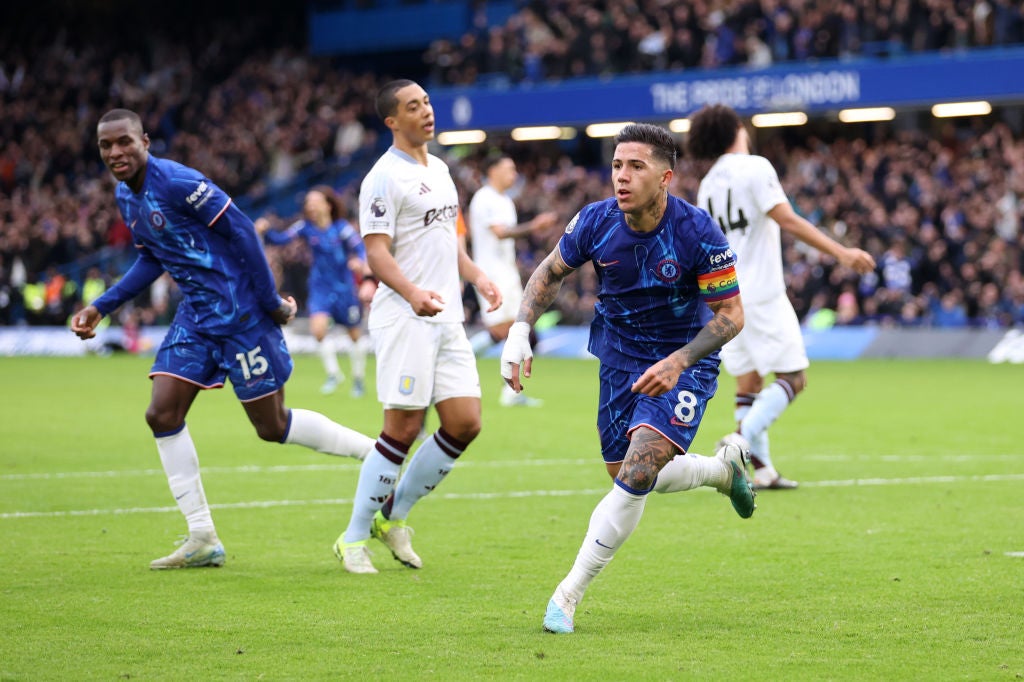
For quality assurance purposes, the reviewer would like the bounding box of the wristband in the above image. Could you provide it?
[509,321,531,338]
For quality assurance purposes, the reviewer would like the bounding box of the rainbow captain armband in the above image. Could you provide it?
[697,265,739,302]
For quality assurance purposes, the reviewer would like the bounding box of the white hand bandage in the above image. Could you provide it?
[500,322,533,381]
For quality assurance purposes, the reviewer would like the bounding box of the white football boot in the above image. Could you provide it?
[150,531,225,570]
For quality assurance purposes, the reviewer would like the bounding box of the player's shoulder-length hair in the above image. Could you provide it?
[309,184,345,222]
[686,104,742,161]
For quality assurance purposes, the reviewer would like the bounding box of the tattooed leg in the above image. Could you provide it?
[617,426,680,492]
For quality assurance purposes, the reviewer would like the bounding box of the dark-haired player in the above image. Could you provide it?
[72,109,375,569]
[501,122,755,634]
[333,80,501,574]
[688,104,876,489]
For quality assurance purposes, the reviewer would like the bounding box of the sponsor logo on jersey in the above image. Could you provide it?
[370,198,387,218]
[708,248,735,266]
[424,204,458,227]
[186,181,212,209]
[564,212,579,234]
[419,183,431,195]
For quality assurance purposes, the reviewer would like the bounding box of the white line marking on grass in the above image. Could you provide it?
[4,473,1024,520]
[4,453,1019,482]
[0,458,595,481]
[0,488,612,519]
[804,473,1024,487]
[1005,552,1024,558]
[796,454,1022,463]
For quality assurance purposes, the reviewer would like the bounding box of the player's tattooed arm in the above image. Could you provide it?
[632,296,741,397]
[516,246,576,325]
[673,294,744,369]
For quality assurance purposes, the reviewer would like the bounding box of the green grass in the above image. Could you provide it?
[1,354,1022,680]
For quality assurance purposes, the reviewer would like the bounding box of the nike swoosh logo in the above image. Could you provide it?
[174,492,188,500]
[130,220,138,228]
[595,260,619,268]
[595,539,614,549]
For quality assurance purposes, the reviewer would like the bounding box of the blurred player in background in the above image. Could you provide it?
[501,123,755,634]
[72,109,375,569]
[466,154,558,407]
[256,185,374,398]
[334,80,501,574]
[688,104,877,490]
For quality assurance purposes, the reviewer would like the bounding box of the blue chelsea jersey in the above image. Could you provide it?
[116,156,270,335]
[265,219,364,295]
[558,196,740,372]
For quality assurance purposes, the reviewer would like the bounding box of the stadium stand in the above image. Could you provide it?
[1,1,1022,330]
[424,0,1024,86]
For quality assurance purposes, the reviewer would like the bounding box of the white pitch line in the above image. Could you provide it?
[3,453,1021,482]
[808,473,1024,487]
[3,473,1024,520]
[805,454,1023,463]
[0,488,610,519]
[0,458,594,481]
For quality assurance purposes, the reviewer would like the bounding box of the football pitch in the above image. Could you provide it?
[1,354,1021,680]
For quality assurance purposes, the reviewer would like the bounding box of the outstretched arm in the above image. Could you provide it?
[255,217,302,246]
[500,244,576,391]
[631,294,745,397]
[769,202,876,274]
[491,210,559,239]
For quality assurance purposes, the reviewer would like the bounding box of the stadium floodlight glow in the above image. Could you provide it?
[585,122,632,138]
[559,127,578,140]
[510,126,562,141]
[750,112,808,128]
[436,130,486,145]
[931,101,992,118]
[668,118,691,133]
[838,107,896,123]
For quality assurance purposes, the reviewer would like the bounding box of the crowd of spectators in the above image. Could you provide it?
[425,0,1024,86]
[751,121,1024,328]
[0,4,384,327]
[448,119,1024,330]
[2,1,1023,332]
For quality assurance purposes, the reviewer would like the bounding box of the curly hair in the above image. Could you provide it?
[686,105,742,161]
